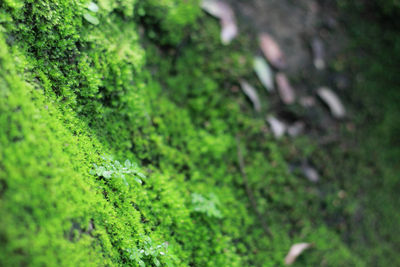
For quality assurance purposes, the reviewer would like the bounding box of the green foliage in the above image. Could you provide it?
[91,155,146,186]
[126,236,172,267]
[191,193,222,218]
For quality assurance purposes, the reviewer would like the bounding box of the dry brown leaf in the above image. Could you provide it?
[254,56,275,92]
[284,243,312,265]
[201,0,238,44]
[317,87,346,118]
[259,33,287,69]
[276,73,296,104]
[266,115,286,138]
[239,80,261,112]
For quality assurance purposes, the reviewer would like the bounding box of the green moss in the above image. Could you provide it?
[0,0,398,266]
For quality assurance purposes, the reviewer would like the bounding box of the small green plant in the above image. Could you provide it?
[126,236,172,267]
[191,193,222,218]
[90,155,146,187]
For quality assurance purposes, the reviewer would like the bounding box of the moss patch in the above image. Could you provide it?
[0,0,398,266]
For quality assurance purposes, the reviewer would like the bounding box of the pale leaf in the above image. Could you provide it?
[311,37,325,70]
[254,56,275,92]
[83,13,99,25]
[259,33,286,69]
[220,19,238,44]
[87,2,99,12]
[301,164,319,182]
[201,0,225,18]
[239,80,261,112]
[267,115,286,138]
[201,0,238,44]
[317,87,346,119]
[284,243,312,265]
[276,73,296,104]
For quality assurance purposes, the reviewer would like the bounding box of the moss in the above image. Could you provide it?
[0,0,398,266]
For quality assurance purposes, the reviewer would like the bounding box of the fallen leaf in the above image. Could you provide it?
[253,56,275,92]
[311,37,325,70]
[266,115,286,138]
[317,87,346,118]
[239,80,261,112]
[287,121,305,137]
[276,73,296,104]
[87,2,99,12]
[301,164,319,182]
[284,243,312,265]
[83,13,99,25]
[201,0,225,17]
[220,18,238,44]
[259,33,286,69]
[201,0,238,44]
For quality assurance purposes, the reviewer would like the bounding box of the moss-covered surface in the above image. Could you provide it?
[0,0,398,266]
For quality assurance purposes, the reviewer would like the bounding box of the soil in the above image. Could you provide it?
[232,0,345,74]
[228,0,352,140]
[226,0,364,247]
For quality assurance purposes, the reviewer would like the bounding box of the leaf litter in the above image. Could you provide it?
[87,2,99,12]
[317,87,346,119]
[208,1,351,263]
[284,243,312,265]
[201,0,238,44]
[253,56,275,92]
[239,80,261,112]
[311,37,325,70]
[301,163,319,183]
[83,13,99,25]
[83,2,100,25]
[266,115,286,138]
[259,33,287,69]
[276,73,296,105]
